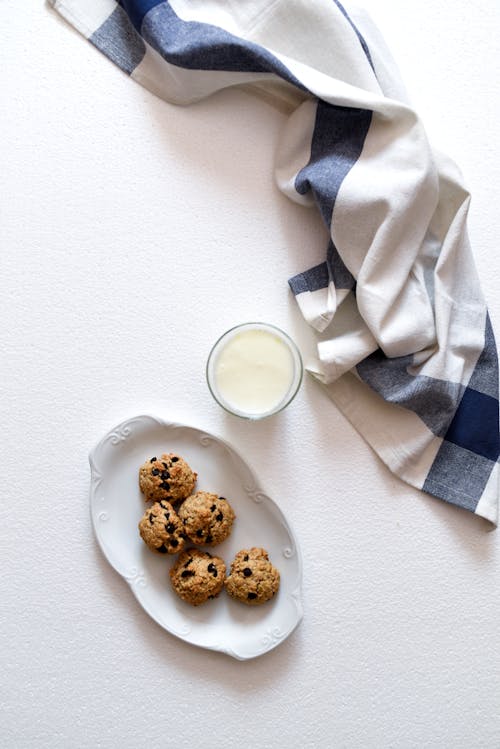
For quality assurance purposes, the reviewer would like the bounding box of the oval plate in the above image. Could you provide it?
[89,415,303,660]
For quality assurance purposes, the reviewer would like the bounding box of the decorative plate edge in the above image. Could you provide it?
[128,577,303,660]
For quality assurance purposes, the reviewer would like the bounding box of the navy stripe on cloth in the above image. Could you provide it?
[119,0,163,32]
[288,240,355,295]
[444,386,499,462]
[288,262,330,295]
[357,314,500,458]
[423,442,494,513]
[361,312,500,510]
[118,0,305,88]
[91,5,146,75]
[356,352,465,437]
[295,101,372,227]
[467,313,499,399]
[332,0,375,70]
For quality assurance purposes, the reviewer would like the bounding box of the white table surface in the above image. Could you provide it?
[2,2,500,747]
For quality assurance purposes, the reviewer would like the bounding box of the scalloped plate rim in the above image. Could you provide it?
[89,414,303,660]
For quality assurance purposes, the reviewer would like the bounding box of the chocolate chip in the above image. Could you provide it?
[149,514,154,525]
[161,471,170,480]
[166,523,175,533]
[216,513,223,522]
[219,497,226,501]
[205,534,213,544]
[164,512,170,520]
[150,457,157,463]
[207,563,218,577]
[196,530,204,538]
[157,544,167,554]
[171,457,179,463]
[160,482,170,491]
[243,568,252,577]
[247,592,257,600]
[243,555,249,561]
[162,461,169,469]
[152,468,160,476]
[170,538,179,548]
[181,569,194,578]
[210,504,216,512]
[183,557,192,567]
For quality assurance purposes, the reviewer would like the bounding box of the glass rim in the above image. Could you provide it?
[206,322,303,420]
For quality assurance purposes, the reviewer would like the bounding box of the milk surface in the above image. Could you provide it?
[214,328,295,415]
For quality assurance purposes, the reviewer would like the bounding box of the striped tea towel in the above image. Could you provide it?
[49,0,500,524]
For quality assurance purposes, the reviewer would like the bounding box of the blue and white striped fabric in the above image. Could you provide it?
[50,0,500,524]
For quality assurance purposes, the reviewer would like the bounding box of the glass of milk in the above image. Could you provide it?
[206,322,303,419]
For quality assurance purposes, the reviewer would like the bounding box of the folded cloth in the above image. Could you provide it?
[49,0,500,523]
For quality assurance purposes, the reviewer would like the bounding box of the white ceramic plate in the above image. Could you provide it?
[89,415,303,660]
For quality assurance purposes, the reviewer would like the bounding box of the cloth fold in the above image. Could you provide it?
[49,0,500,523]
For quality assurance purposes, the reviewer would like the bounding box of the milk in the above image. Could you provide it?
[209,325,301,418]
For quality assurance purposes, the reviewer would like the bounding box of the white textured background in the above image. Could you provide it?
[1,1,500,747]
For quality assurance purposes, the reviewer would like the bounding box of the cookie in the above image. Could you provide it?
[139,453,197,503]
[138,500,186,554]
[225,547,280,605]
[178,491,235,546]
[169,549,226,606]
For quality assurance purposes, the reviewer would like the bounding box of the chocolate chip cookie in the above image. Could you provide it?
[169,548,226,606]
[178,491,235,546]
[225,547,280,605]
[139,453,197,503]
[138,500,185,555]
